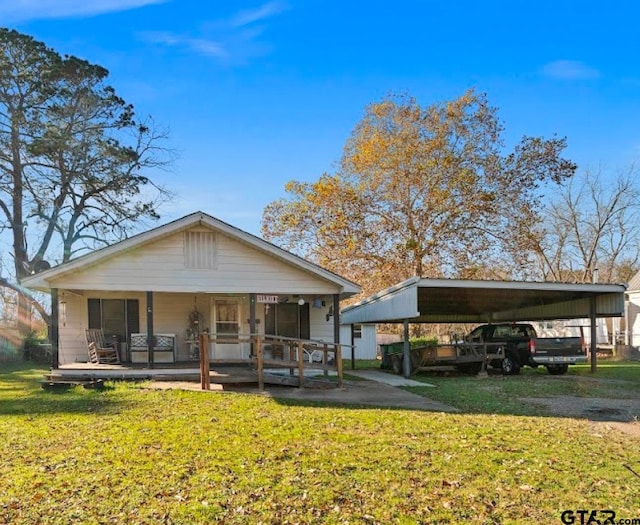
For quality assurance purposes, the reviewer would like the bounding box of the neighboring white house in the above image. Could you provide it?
[625,270,640,347]
[22,211,361,366]
[531,318,609,345]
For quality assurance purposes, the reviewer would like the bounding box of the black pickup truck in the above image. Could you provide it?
[464,323,587,375]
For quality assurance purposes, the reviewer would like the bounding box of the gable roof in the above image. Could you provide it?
[21,211,361,297]
[628,270,640,293]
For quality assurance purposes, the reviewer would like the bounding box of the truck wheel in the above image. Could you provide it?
[546,364,569,375]
[501,353,521,375]
[391,355,403,375]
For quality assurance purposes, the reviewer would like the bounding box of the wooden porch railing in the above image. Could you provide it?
[199,333,343,390]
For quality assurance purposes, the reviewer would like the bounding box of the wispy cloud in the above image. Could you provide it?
[139,2,289,65]
[0,0,167,23]
[141,31,228,58]
[540,60,601,80]
[230,1,288,27]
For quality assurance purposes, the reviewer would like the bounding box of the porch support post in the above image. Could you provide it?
[333,294,342,383]
[146,291,154,368]
[590,294,597,373]
[298,339,305,388]
[249,293,256,333]
[200,332,210,390]
[332,294,340,345]
[249,293,256,357]
[50,288,59,369]
[403,319,411,378]
[256,335,264,390]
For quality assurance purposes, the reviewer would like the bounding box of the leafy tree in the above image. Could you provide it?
[262,90,576,296]
[0,28,172,334]
[530,166,640,283]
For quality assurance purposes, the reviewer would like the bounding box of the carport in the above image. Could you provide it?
[341,277,626,377]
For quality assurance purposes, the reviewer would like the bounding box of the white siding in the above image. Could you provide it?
[50,227,340,294]
[58,290,146,364]
[339,324,378,359]
[57,290,340,365]
[150,293,211,361]
[628,293,640,347]
[531,318,609,345]
[310,301,334,343]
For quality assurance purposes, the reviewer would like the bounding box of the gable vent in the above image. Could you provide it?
[184,231,217,269]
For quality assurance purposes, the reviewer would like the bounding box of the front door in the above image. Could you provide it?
[211,299,242,359]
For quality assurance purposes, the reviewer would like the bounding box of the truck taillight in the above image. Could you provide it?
[528,339,536,354]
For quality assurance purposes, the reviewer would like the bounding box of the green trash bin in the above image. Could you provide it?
[380,342,404,369]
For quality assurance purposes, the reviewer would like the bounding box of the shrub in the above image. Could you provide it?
[22,331,51,363]
[410,336,438,348]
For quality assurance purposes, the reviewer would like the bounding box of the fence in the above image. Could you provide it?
[198,333,343,390]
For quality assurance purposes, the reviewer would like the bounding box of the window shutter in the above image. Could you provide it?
[126,300,139,337]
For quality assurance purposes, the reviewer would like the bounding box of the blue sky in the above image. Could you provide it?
[4,0,640,236]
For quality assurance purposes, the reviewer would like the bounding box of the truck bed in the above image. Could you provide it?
[531,336,587,365]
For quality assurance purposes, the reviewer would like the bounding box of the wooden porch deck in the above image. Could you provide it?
[50,334,344,389]
[49,363,333,387]
[54,362,244,381]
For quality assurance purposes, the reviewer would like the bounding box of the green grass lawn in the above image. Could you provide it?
[406,362,640,417]
[1,362,639,524]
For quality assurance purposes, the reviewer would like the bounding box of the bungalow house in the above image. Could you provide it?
[22,211,361,370]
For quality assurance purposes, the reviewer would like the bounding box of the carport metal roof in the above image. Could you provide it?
[341,277,626,325]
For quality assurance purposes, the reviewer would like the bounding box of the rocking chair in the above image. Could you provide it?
[86,329,120,364]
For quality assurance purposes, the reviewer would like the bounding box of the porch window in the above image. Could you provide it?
[88,299,139,343]
[265,303,310,340]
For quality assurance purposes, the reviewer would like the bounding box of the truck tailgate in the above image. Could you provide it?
[531,337,587,364]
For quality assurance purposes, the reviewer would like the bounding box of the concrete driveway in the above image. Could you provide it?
[150,369,459,413]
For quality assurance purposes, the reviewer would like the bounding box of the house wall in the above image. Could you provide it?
[531,318,609,345]
[51,228,339,295]
[57,290,339,365]
[627,293,640,347]
[59,290,146,364]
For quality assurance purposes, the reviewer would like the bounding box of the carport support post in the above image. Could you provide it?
[590,295,597,373]
[403,319,411,378]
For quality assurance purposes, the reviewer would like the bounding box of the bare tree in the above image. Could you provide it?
[531,165,640,283]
